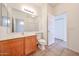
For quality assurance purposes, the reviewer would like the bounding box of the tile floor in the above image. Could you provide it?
[31,39,79,56]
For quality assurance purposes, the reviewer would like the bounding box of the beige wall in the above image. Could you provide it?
[52,4,79,53]
[48,5,55,15]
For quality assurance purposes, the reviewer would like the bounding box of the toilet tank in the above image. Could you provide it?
[36,33,43,40]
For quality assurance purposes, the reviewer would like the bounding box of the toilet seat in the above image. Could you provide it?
[38,39,46,45]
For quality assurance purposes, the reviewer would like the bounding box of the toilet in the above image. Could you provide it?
[36,33,46,50]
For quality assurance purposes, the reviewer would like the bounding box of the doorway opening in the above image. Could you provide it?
[48,13,67,48]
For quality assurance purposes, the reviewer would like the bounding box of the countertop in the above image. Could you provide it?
[0,32,36,41]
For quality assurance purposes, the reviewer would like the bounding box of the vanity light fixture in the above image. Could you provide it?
[24,8,34,15]
[22,6,37,17]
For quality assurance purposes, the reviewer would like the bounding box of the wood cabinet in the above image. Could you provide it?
[9,38,24,56]
[0,35,38,56]
[0,40,11,56]
[25,35,38,55]
[0,37,24,56]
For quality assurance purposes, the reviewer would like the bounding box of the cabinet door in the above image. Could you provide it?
[25,35,37,55]
[0,37,24,56]
[9,38,24,56]
[31,35,37,51]
[0,40,11,56]
[25,37,32,55]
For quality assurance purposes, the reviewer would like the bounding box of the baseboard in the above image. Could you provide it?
[67,47,79,54]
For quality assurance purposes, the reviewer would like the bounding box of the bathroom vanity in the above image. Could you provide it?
[0,33,38,56]
[0,4,39,56]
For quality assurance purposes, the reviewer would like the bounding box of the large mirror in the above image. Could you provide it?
[6,3,39,33]
[0,3,39,34]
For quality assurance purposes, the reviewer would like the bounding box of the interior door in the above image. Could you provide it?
[55,13,67,41]
[48,15,55,46]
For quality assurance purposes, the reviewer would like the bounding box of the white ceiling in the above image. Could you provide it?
[48,3,59,7]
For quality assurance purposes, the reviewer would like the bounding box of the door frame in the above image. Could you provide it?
[47,12,68,47]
